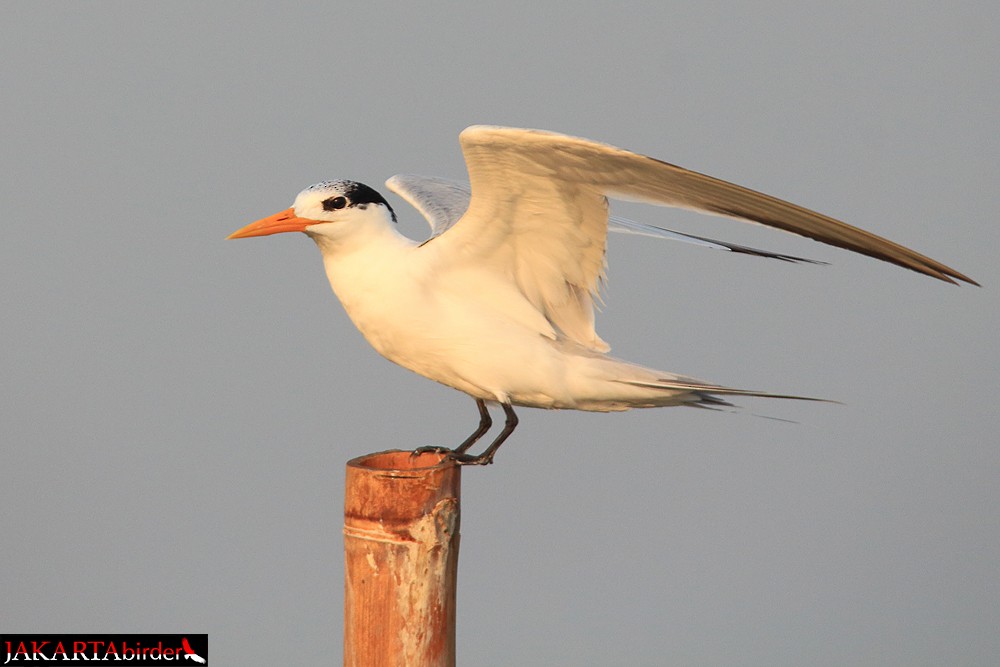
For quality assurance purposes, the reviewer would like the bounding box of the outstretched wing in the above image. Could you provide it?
[429,126,976,350]
[389,173,825,263]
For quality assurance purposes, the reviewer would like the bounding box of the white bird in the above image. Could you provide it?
[229,126,976,464]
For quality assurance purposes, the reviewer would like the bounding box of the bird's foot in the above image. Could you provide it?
[411,445,453,457]
[409,446,494,466]
[446,452,494,466]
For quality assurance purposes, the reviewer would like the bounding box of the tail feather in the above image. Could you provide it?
[617,378,835,404]
[553,339,837,410]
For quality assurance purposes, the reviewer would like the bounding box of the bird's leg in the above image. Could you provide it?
[450,403,518,466]
[412,398,492,457]
[454,398,492,454]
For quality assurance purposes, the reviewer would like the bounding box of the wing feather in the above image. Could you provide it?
[426,126,976,350]
[385,174,469,237]
[389,173,826,263]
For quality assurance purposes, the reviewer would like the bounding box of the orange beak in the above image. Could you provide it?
[227,208,314,239]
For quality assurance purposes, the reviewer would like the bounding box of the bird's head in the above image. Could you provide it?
[228,180,396,241]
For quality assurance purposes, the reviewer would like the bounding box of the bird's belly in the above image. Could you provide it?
[326,254,585,407]
[347,293,574,407]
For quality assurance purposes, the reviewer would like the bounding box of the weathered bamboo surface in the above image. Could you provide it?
[344,450,461,667]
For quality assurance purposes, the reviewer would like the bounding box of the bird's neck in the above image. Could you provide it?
[311,216,419,321]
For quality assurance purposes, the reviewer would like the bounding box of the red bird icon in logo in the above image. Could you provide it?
[181,637,206,664]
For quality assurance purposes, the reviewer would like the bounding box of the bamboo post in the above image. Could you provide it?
[343,450,461,667]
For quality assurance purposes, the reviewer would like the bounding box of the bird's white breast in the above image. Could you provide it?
[315,231,576,405]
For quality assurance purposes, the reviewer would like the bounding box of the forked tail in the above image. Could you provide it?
[615,377,835,409]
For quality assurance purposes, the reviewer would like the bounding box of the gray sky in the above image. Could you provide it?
[2,2,997,665]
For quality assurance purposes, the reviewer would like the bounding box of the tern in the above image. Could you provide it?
[229,126,975,464]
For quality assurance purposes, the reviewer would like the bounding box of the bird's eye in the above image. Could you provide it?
[323,196,348,211]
